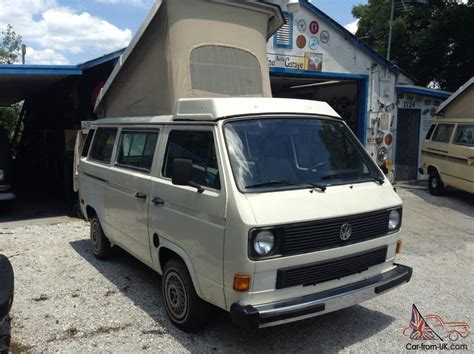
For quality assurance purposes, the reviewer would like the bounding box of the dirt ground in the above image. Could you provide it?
[0,185,473,352]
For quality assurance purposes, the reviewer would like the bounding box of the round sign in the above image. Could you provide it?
[297,19,307,33]
[320,30,330,44]
[296,35,307,49]
[309,21,319,35]
[309,37,319,50]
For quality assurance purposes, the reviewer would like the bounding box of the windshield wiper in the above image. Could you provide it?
[245,180,327,192]
[321,172,385,185]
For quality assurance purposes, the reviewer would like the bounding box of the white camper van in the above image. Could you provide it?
[78,97,411,330]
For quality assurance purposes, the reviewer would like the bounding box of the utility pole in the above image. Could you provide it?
[387,0,395,60]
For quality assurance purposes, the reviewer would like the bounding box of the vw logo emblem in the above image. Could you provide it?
[340,223,352,241]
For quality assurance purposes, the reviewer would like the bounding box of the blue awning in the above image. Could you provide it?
[396,85,451,100]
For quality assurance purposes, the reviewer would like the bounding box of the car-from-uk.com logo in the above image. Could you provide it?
[403,304,470,351]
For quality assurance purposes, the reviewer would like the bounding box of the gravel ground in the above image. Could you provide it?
[0,187,473,353]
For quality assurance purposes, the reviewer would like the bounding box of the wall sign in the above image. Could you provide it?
[297,19,307,33]
[309,37,319,50]
[320,30,330,43]
[296,35,307,49]
[309,21,319,34]
[268,53,323,72]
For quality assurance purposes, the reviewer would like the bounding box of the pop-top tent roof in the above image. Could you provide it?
[437,77,474,114]
[95,0,285,118]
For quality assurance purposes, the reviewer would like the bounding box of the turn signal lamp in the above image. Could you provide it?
[233,274,251,292]
[396,240,403,254]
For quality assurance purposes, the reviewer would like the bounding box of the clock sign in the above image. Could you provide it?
[309,21,319,35]
[297,19,307,33]
[309,37,319,50]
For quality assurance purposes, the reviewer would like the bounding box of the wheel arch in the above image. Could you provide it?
[158,240,203,299]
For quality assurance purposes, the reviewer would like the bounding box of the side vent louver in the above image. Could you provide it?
[274,12,293,49]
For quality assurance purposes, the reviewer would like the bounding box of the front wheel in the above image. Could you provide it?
[90,216,112,260]
[428,172,445,196]
[162,258,210,331]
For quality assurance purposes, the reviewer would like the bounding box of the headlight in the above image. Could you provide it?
[253,230,275,256]
[0,170,4,182]
[388,209,401,231]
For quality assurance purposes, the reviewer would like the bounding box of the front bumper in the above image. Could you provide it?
[230,263,412,329]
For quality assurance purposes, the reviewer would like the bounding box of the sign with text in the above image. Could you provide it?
[267,53,323,72]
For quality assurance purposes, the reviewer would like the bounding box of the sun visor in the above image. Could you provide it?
[95,0,284,118]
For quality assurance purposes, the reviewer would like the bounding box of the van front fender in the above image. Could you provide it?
[157,239,203,299]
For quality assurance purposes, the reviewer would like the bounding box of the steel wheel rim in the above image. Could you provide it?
[165,271,188,322]
[431,176,438,189]
[91,222,100,253]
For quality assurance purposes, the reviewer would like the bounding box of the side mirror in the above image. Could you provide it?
[172,158,204,193]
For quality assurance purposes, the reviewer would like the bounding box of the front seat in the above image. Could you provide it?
[258,138,296,182]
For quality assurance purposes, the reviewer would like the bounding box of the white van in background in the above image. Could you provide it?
[78,97,412,331]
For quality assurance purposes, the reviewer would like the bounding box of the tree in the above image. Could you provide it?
[0,25,23,140]
[0,24,22,64]
[353,0,474,91]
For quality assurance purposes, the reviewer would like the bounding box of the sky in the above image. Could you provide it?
[0,0,366,66]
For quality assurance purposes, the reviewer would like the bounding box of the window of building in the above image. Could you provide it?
[431,124,454,143]
[117,131,159,171]
[90,128,117,163]
[454,125,474,147]
[190,45,262,96]
[163,130,221,190]
[273,12,293,49]
[81,129,95,157]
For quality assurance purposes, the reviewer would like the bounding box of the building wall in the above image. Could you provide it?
[443,86,474,119]
[267,0,399,179]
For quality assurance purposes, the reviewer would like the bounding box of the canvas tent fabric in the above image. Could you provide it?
[95,0,284,118]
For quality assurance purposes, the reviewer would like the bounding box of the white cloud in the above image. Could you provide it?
[0,0,132,64]
[23,47,70,65]
[96,0,153,6]
[345,20,359,35]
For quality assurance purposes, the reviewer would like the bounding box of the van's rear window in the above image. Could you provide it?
[81,129,95,157]
[89,128,117,164]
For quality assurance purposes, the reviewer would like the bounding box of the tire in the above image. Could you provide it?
[449,331,459,341]
[162,258,210,331]
[90,216,112,260]
[428,171,445,196]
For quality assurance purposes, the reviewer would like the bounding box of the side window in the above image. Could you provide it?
[81,129,95,157]
[90,128,117,164]
[163,130,221,190]
[116,130,159,171]
[431,124,454,143]
[425,124,436,140]
[454,125,474,147]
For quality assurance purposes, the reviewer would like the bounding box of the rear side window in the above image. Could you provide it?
[431,124,454,143]
[90,128,117,163]
[117,131,159,171]
[425,124,436,140]
[163,130,221,190]
[81,129,95,157]
[454,125,474,147]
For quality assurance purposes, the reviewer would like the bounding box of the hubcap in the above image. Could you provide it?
[432,177,438,189]
[91,223,100,253]
[165,271,188,321]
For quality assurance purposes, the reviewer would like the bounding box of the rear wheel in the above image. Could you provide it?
[162,258,210,331]
[90,216,112,260]
[428,171,445,196]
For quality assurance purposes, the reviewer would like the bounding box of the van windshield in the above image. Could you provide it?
[224,118,384,192]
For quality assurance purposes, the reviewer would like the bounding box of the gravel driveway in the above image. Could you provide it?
[1,187,473,352]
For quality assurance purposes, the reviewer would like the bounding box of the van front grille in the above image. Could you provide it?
[275,247,388,289]
[281,210,391,256]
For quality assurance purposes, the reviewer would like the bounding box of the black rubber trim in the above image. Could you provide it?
[230,304,259,330]
[260,303,325,324]
[84,172,108,183]
[375,263,413,294]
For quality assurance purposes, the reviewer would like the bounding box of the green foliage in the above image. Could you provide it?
[0,105,21,140]
[0,24,22,64]
[353,0,474,91]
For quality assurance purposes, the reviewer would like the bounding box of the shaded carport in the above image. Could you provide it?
[0,52,121,213]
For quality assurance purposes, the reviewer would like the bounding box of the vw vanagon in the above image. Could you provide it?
[78,98,412,331]
[420,119,474,195]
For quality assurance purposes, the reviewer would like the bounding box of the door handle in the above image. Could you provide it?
[135,192,147,200]
[152,197,165,206]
